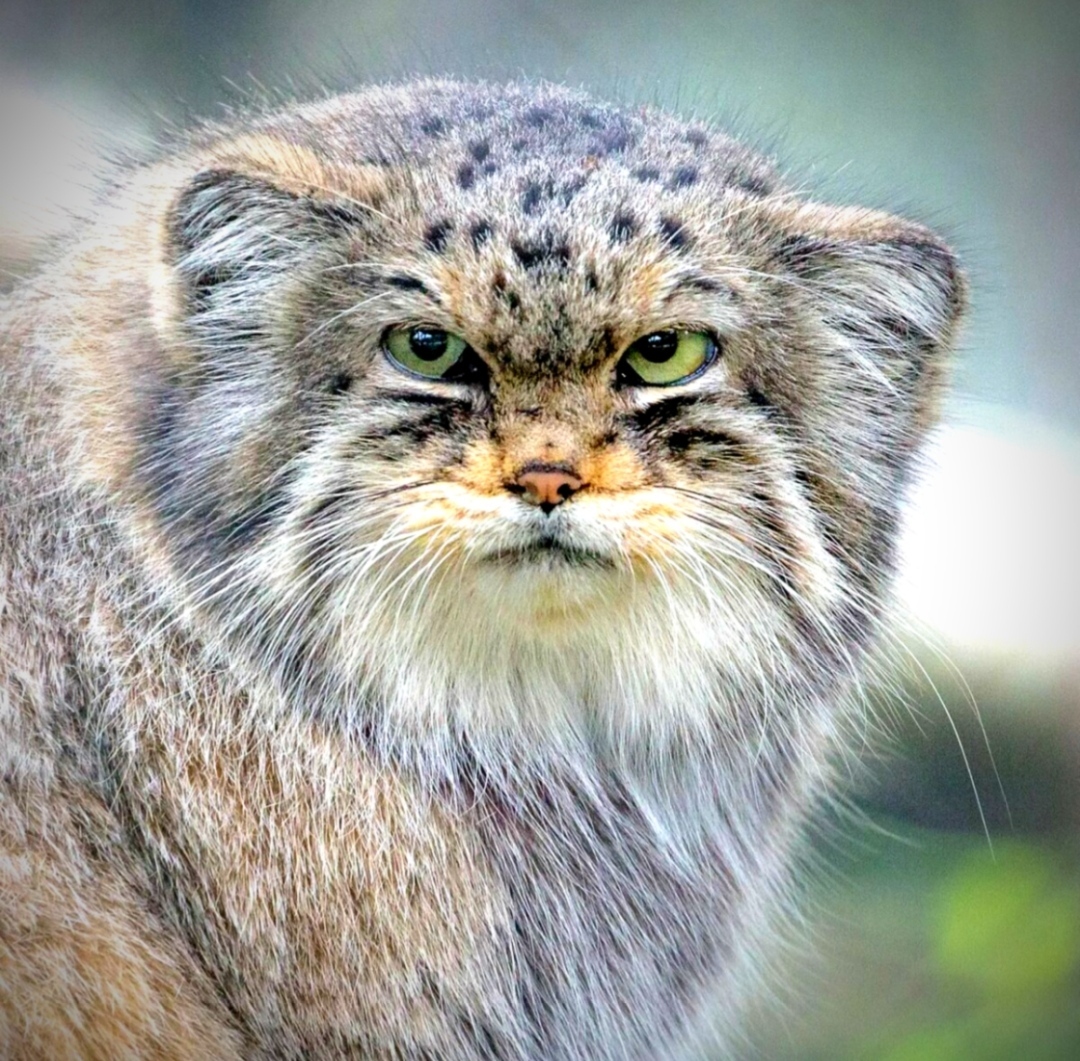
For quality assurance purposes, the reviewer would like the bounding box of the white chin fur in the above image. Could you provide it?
[232,477,820,761]
[313,542,794,755]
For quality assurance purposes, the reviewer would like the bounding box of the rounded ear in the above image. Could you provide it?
[775,205,964,344]
[149,140,393,375]
[168,168,326,305]
[165,141,389,310]
[763,201,967,437]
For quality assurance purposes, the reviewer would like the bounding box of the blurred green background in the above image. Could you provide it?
[2,2,1077,1057]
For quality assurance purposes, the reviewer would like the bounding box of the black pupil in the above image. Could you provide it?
[637,331,679,362]
[409,328,448,361]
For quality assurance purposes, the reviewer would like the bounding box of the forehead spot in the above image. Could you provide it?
[469,220,493,249]
[589,127,635,157]
[424,219,454,253]
[521,181,546,216]
[492,271,522,313]
[608,213,638,244]
[469,140,491,162]
[512,235,571,271]
[560,175,587,205]
[736,173,772,197]
[658,216,692,251]
[668,166,699,190]
[457,163,476,190]
[525,106,553,128]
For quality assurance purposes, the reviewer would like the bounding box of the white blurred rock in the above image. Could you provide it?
[898,407,1080,664]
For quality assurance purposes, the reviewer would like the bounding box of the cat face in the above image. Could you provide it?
[105,82,963,749]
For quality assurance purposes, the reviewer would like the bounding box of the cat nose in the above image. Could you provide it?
[508,462,584,514]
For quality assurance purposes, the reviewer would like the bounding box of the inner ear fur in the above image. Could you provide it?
[771,202,965,343]
[764,200,967,432]
[164,136,391,305]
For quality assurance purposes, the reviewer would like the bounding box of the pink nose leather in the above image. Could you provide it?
[510,465,584,512]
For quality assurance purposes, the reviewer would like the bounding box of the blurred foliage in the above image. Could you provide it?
[895,841,1079,1060]
[750,829,1080,1061]
[745,642,1080,1060]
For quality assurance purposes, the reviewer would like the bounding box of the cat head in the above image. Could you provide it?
[66,81,965,754]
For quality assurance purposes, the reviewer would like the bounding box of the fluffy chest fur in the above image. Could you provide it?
[0,79,963,1059]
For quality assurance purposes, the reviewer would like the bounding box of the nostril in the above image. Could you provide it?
[508,463,585,511]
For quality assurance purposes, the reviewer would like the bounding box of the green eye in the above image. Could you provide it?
[384,326,470,379]
[618,330,717,386]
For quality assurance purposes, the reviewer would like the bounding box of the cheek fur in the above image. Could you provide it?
[290,473,802,680]
[150,382,847,754]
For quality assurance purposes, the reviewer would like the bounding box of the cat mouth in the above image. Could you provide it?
[478,535,617,569]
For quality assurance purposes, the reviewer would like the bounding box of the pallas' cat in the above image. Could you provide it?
[0,80,964,1060]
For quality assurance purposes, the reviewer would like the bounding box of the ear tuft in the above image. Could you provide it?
[167,169,329,306]
[778,226,963,349]
[769,206,966,406]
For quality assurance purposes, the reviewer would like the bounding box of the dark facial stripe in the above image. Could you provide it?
[371,409,461,443]
[628,395,748,462]
[664,428,742,458]
[354,397,476,445]
[373,389,470,407]
[747,488,805,604]
[629,393,711,435]
[386,274,434,298]
[747,385,772,410]
[678,275,724,295]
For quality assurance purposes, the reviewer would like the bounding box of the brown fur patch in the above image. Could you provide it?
[209,134,391,209]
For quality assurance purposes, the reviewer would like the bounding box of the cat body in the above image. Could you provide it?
[0,80,963,1059]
